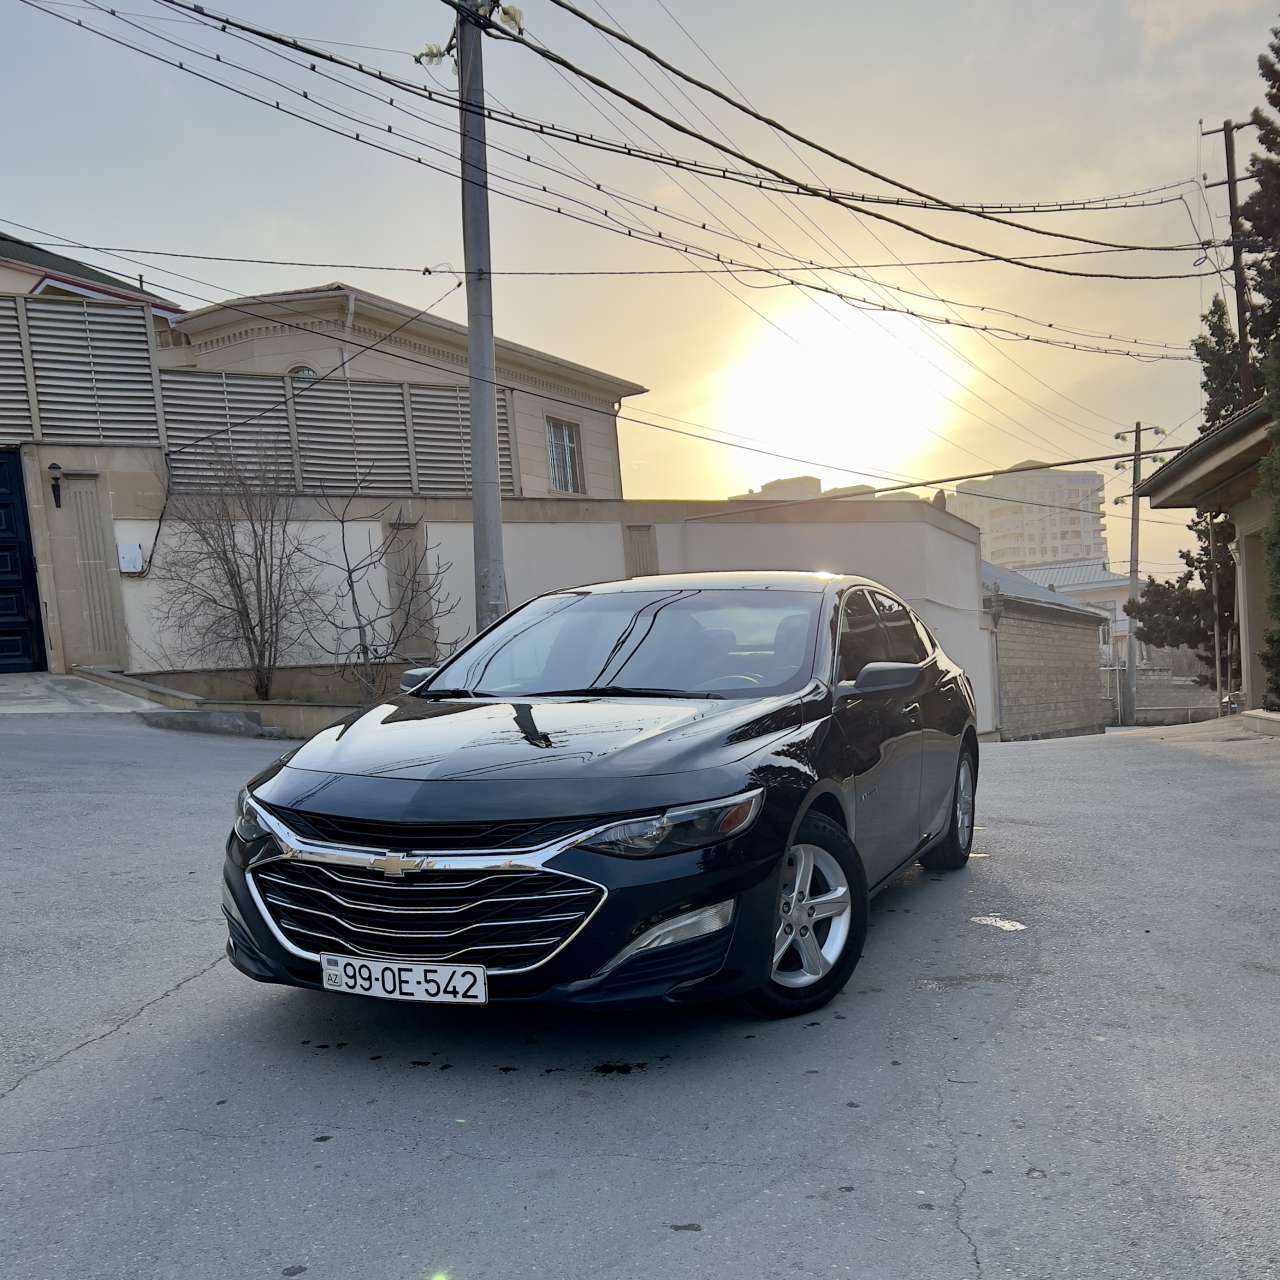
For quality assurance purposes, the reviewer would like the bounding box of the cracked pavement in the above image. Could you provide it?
[2,713,1278,1279]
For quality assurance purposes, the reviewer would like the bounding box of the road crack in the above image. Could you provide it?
[935,1084,982,1278]
[0,953,225,1104]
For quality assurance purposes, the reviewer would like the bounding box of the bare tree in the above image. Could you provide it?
[150,453,325,700]
[306,486,463,701]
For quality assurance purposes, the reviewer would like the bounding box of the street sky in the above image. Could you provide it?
[3,0,1277,572]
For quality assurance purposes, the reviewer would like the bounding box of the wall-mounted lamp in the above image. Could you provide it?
[47,462,63,510]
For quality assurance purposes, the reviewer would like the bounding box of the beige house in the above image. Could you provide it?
[1138,400,1277,731]
[157,283,644,502]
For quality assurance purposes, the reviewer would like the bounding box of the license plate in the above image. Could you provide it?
[320,953,488,1004]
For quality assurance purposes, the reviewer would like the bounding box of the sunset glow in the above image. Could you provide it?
[715,302,970,492]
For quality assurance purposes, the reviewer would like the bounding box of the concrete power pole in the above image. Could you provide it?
[1203,118,1257,401]
[1113,421,1172,725]
[457,0,508,630]
[1125,423,1142,727]
[1208,513,1224,715]
[1112,423,1148,726]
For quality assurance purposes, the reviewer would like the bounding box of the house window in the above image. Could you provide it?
[288,365,319,383]
[546,417,584,493]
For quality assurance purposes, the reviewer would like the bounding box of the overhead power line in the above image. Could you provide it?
[440,0,1215,259]
[14,3,1198,358]
[539,0,1208,241]
[143,0,1223,282]
[38,5,1201,211]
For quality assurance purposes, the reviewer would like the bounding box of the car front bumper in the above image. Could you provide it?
[221,829,784,1006]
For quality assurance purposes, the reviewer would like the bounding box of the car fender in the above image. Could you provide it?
[787,780,855,850]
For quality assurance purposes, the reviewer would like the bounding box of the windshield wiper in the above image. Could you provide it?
[529,685,723,699]
[411,686,483,699]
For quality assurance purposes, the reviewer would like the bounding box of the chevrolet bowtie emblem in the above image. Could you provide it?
[369,852,417,878]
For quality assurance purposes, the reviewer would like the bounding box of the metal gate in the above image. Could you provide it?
[0,450,45,672]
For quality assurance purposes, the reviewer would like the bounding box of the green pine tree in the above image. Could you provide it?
[1126,513,1239,689]
[1245,23,1280,358]
[1192,296,1249,430]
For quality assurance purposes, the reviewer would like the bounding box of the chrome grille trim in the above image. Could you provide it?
[255,870,596,915]
[244,801,611,974]
[260,893,588,940]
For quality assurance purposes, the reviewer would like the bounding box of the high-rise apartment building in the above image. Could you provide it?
[948,462,1108,568]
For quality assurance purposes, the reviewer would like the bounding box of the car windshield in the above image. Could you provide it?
[425,588,823,700]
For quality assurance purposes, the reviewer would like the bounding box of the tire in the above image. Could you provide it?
[919,745,977,872]
[746,812,868,1018]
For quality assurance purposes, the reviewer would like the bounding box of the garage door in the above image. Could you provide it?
[0,450,45,672]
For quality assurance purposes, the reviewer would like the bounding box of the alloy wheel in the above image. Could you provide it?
[955,756,975,850]
[771,843,853,988]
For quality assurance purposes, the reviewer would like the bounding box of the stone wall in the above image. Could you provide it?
[995,604,1110,741]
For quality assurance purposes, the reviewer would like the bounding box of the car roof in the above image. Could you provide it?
[555,570,862,594]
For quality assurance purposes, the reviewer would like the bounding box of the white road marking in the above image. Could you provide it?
[970,915,1027,932]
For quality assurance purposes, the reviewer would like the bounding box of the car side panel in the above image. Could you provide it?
[830,697,921,886]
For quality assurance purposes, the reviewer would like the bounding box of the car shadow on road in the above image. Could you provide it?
[219,973,770,1081]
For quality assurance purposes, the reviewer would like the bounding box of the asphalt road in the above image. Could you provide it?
[2,713,1278,1280]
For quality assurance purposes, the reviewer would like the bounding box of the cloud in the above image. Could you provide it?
[1130,0,1262,47]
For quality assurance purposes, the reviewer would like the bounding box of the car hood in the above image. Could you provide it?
[282,692,803,783]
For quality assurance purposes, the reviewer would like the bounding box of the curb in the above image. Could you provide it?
[134,709,293,740]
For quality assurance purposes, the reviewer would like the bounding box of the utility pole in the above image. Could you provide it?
[1203,118,1258,400]
[457,0,508,630]
[1112,421,1170,724]
[1113,422,1166,725]
[1208,513,1224,715]
[1124,423,1142,727]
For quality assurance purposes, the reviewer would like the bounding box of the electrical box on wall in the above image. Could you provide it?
[116,543,144,574]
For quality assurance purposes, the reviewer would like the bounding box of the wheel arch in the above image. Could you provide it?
[787,783,852,847]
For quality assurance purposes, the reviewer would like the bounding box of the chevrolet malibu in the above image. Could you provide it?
[222,572,978,1016]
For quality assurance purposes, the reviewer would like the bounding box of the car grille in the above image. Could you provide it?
[251,859,604,971]
[261,804,589,852]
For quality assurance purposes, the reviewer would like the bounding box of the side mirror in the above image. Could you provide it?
[837,661,921,701]
[399,666,437,694]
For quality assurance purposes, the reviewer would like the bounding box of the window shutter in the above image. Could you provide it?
[294,378,412,491]
[409,384,514,496]
[25,299,159,444]
[0,298,33,442]
[160,369,294,489]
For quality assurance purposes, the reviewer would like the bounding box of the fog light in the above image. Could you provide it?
[595,899,734,977]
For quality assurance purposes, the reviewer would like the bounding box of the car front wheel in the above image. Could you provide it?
[747,812,868,1017]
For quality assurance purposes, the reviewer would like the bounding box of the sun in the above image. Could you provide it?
[714,301,969,492]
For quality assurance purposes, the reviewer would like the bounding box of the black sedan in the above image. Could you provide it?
[222,571,979,1016]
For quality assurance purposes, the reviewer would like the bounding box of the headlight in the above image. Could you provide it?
[579,789,763,858]
[233,787,272,843]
